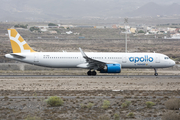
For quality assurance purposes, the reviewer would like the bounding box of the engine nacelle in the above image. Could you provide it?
[100,64,121,73]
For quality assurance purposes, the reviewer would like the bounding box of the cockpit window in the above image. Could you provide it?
[164,57,169,59]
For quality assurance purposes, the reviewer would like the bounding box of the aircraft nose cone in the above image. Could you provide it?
[171,60,176,66]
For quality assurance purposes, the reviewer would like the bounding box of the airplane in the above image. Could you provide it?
[5,29,175,76]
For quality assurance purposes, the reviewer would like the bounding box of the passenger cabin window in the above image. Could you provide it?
[43,57,79,59]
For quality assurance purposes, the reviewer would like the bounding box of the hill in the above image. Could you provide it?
[126,2,180,17]
[0,0,180,21]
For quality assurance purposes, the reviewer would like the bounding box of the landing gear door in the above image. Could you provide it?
[34,53,39,63]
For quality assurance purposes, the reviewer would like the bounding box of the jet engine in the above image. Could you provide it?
[100,64,121,73]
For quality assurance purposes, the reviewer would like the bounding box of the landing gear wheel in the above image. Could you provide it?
[154,73,158,76]
[87,71,91,76]
[154,68,158,76]
[87,70,97,76]
[91,71,97,76]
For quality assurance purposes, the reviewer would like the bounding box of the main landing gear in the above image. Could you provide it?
[154,68,158,76]
[87,70,97,76]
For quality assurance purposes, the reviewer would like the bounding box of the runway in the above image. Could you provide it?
[0,74,180,91]
[0,75,180,78]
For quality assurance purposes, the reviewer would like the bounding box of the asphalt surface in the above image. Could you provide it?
[0,75,180,78]
[1,96,180,99]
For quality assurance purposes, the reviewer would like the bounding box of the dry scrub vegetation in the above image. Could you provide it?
[162,112,180,120]
[0,90,180,120]
[165,98,180,110]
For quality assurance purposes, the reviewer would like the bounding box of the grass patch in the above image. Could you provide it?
[25,115,42,120]
[80,104,86,108]
[114,113,120,120]
[87,103,94,109]
[46,96,64,107]
[102,100,110,109]
[80,103,94,109]
[127,112,135,118]
[121,100,131,108]
[146,101,155,108]
[98,115,110,120]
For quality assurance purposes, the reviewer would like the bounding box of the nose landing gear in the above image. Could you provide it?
[87,70,97,76]
[154,68,158,76]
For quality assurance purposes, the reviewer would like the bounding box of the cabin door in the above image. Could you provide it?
[155,55,160,63]
[34,53,39,63]
[122,55,127,63]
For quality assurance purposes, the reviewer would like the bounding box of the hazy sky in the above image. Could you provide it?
[0,0,180,21]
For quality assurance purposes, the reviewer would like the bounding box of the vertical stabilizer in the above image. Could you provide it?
[7,29,36,53]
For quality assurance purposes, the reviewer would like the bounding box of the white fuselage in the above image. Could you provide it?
[5,52,175,69]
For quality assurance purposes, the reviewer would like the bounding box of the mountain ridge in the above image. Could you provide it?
[126,2,180,17]
[0,1,180,21]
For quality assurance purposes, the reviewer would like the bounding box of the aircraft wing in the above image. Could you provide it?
[79,48,117,69]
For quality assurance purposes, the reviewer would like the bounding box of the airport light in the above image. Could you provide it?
[124,18,128,53]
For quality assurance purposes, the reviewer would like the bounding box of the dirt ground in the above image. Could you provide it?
[0,76,180,120]
[0,76,180,91]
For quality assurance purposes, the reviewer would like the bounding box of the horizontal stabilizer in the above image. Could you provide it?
[10,53,26,59]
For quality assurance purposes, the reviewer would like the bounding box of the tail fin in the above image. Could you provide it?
[7,29,36,53]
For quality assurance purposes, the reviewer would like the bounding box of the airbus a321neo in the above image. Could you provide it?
[5,29,175,76]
